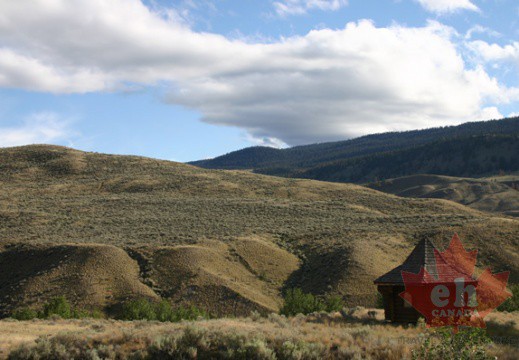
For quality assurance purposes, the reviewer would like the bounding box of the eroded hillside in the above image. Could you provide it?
[367,174,519,217]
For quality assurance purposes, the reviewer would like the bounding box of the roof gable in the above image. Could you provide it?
[374,239,471,285]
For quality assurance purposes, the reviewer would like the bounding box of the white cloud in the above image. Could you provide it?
[464,25,500,40]
[466,40,519,63]
[0,0,515,145]
[168,20,515,144]
[273,0,348,16]
[0,113,76,147]
[415,0,479,14]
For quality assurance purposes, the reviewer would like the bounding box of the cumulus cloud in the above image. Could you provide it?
[415,0,479,14]
[273,0,348,16]
[169,21,514,144]
[0,113,76,147]
[0,0,515,145]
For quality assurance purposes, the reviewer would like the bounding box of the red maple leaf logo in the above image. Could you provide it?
[400,234,512,331]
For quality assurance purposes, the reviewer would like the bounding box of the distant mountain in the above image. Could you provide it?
[367,174,519,217]
[295,134,519,183]
[191,117,519,182]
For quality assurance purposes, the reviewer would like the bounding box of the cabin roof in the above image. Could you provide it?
[374,238,475,285]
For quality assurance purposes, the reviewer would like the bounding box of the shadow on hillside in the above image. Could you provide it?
[283,245,353,296]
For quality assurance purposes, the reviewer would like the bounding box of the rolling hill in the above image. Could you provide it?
[367,174,519,217]
[191,117,519,182]
[1,145,518,318]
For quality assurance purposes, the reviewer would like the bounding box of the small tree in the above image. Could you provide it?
[121,298,157,321]
[42,296,72,319]
[12,308,38,320]
[280,288,325,316]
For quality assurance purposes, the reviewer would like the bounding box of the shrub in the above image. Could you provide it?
[11,308,38,321]
[323,295,344,312]
[8,334,135,360]
[10,297,102,320]
[42,296,71,319]
[412,327,493,360]
[121,298,157,321]
[171,304,207,322]
[280,288,325,316]
[280,289,345,316]
[497,284,519,312]
[149,327,325,360]
[155,300,174,322]
[278,340,325,360]
[120,298,207,322]
[70,307,103,319]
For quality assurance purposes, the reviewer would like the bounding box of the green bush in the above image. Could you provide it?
[71,307,103,319]
[497,284,519,312]
[121,298,157,321]
[42,296,71,319]
[11,297,103,321]
[412,327,493,360]
[11,308,38,321]
[280,288,325,316]
[280,289,345,316]
[171,304,207,322]
[155,300,174,322]
[323,295,344,312]
[120,298,207,322]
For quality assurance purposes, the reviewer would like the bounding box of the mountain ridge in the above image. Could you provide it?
[191,117,519,182]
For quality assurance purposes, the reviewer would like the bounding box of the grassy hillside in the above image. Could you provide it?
[367,174,519,217]
[0,145,518,317]
[191,117,519,182]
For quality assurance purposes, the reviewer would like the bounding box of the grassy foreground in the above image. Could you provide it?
[0,309,517,359]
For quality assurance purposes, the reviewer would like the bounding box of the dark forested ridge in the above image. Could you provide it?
[190,117,519,182]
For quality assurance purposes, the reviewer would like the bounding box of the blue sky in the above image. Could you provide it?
[0,0,518,162]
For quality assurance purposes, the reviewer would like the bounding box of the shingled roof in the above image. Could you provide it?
[374,238,476,285]
[374,238,439,284]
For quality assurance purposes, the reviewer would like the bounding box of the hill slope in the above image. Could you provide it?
[0,145,518,316]
[367,174,519,217]
[296,134,519,183]
[191,117,519,182]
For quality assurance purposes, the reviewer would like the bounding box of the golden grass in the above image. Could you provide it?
[1,310,517,360]
[368,174,519,217]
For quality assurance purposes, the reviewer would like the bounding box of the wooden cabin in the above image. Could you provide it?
[374,235,477,323]
[374,239,439,323]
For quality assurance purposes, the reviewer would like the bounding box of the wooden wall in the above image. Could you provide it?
[377,285,421,323]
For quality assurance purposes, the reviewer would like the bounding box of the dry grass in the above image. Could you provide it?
[368,174,519,217]
[0,145,518,316]
[1,310,517,359]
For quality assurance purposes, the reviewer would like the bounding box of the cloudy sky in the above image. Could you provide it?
[0,0,518,161]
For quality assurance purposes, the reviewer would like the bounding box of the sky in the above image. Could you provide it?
[0,0,518,162]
